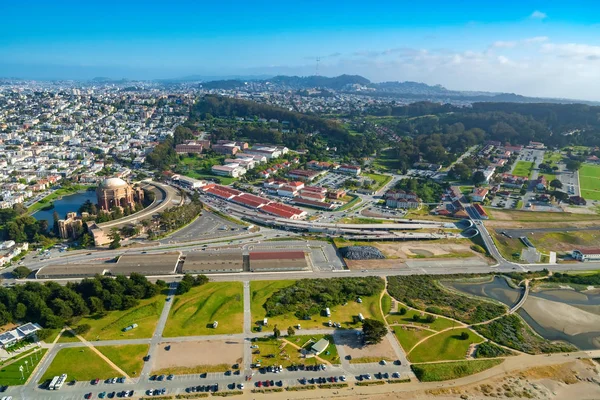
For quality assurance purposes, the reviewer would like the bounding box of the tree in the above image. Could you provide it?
[74,324,91,335]
[412,313,420,322]
[399,307,407,315]
[460,331,470,340]
[449,163,471,181]
[472,171,486,185]
[549,179,563,189]
[108,228,121,249]
[362,318,387,345]
[53,211,60,236]
[287,326,295,336]
[566,160,582,171]
[552,190,570,203]
[425,314,436,323]
[273,325,281,338]
[12,266,31,279]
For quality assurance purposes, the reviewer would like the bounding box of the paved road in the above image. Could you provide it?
[141,282,178,378]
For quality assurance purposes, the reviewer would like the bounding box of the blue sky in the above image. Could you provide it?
[2,1,600,99]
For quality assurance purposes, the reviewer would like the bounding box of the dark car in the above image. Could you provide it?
[92,378,99,385]
[107,392,115,398]
[84,393,92,399]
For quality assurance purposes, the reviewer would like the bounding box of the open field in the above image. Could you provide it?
[387,308,459,331]
[408,328,483,363]
[97,344,149,378]
[372,148,402,171]
[152,340,242,375]
[411,359,503,382]
[393,326,434,353]
[251,337,303,368]
[490,229,526,260]
[39,348,118,383]
[336,194,361,211]
[513,161,534,177]
[580,163,600,200]
[0,348,47,386]
[337,333,397,363]
[164,282,243,337]
[529,230,600,253]
[78,295,166,341]
[250,280,297,326]
[543,151,563,166]
[485,208,600,223]
[364,173,392,191]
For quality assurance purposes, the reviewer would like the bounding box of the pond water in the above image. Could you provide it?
[443,275,522,308]
[33,190,97,229]
[445,276,600,350]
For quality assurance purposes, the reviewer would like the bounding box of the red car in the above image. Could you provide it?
[84,393,93,399]
[92,378,99,385]
[256,381,262,387]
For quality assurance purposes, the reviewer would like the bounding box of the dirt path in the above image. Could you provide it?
[69,328,131,379]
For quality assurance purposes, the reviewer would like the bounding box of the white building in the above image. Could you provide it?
[572,249,600,262]
[211,164,247,177]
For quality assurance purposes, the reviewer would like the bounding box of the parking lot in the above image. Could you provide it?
[316,171,352,189]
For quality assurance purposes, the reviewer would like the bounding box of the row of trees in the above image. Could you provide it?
[0,273,164,329]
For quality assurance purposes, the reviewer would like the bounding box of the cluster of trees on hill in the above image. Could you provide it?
[263,277,384,319]
[547,272,600,286]
[368,101,600,149]
[0,273,164,330]
[191,95,381,158]
[393,178,446,204]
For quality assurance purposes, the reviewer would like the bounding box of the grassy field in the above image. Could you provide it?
[372,148,402,171]
[513,161,534,177]
[529,230,600,253]
[97,344,149,377]
[0,348,47,386]
[364,173,392,191]
[78,295,166,341]
[579,163,600,200]
[490,229,526,260]
[543,152,563,166]
[336,195,361,211]
[537,172,557,183]
[393,327,434,353]
[381,294,392,315]
[387,308,459,331]
[251,337,303,368]
[164,282,244,337]
[39,348,118,383]
[411,359,503,382]
[408,328,483,363]
[57,331,81,343]
[250,280,297,327]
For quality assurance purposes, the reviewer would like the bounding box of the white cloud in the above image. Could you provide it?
[491,41,517,49]
[523,36,549,44]
[530,10,547,20]
[541,43,600,59]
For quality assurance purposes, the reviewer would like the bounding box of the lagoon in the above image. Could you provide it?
[33,190,97,229]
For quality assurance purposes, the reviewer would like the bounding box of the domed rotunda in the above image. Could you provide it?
[96,177,144,211]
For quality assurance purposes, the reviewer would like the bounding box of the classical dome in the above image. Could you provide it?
[100,177,128,189]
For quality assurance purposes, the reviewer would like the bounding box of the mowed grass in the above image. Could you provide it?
[251,337,303,368]
[164,282,243,337]
[381,294,392,315]
[579,164,600,201]
[0,348,47,386]
[513,161,534,177]
[364,173,392,191]
[39,348,118,383]
[387,308,459,331]
[411,359,503,382]
[97,344,149,377]
[79,295,166,341]
[408,328,483,363]
[57,330,81,343]
[393,326,434,353]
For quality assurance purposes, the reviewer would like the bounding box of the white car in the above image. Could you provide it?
[238,383,244,389]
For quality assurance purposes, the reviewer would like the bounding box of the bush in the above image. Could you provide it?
[412,360,503,382]
[74,324,91,335]
[387,275,506,324]
[475,342,514,358]
[460,331,469,340]
[399,307,407,315]
[470,245,486,254]
[12,266,31,279]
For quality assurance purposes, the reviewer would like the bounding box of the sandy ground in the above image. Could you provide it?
[522,296,600,337]
[336,333,397,360]
[153,340,243,370]
[345,258,408,270]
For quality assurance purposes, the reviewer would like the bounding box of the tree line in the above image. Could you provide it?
[0,273,164,332]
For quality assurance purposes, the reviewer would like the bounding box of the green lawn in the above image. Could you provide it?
[250,280,297,327]
[184,171,237,185]
[381,294,392,315]
[364,173,392,191]
[537,173,557,183]
[513,161,534,177]
[336,194,362,211]
[580,164,600,201]
[97,344,149,377]
[543,152,563,167]
[164,282,244,337]
[57,330,81,343]
[0,348,47,386]
[387,308,459,331]
[39,348,118,383]
[251,280,384,331]
[393,327,434,353]
[372,148,402,172]
[77,295,166,341]
[411,359,503,382]
[408,328,483,363]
